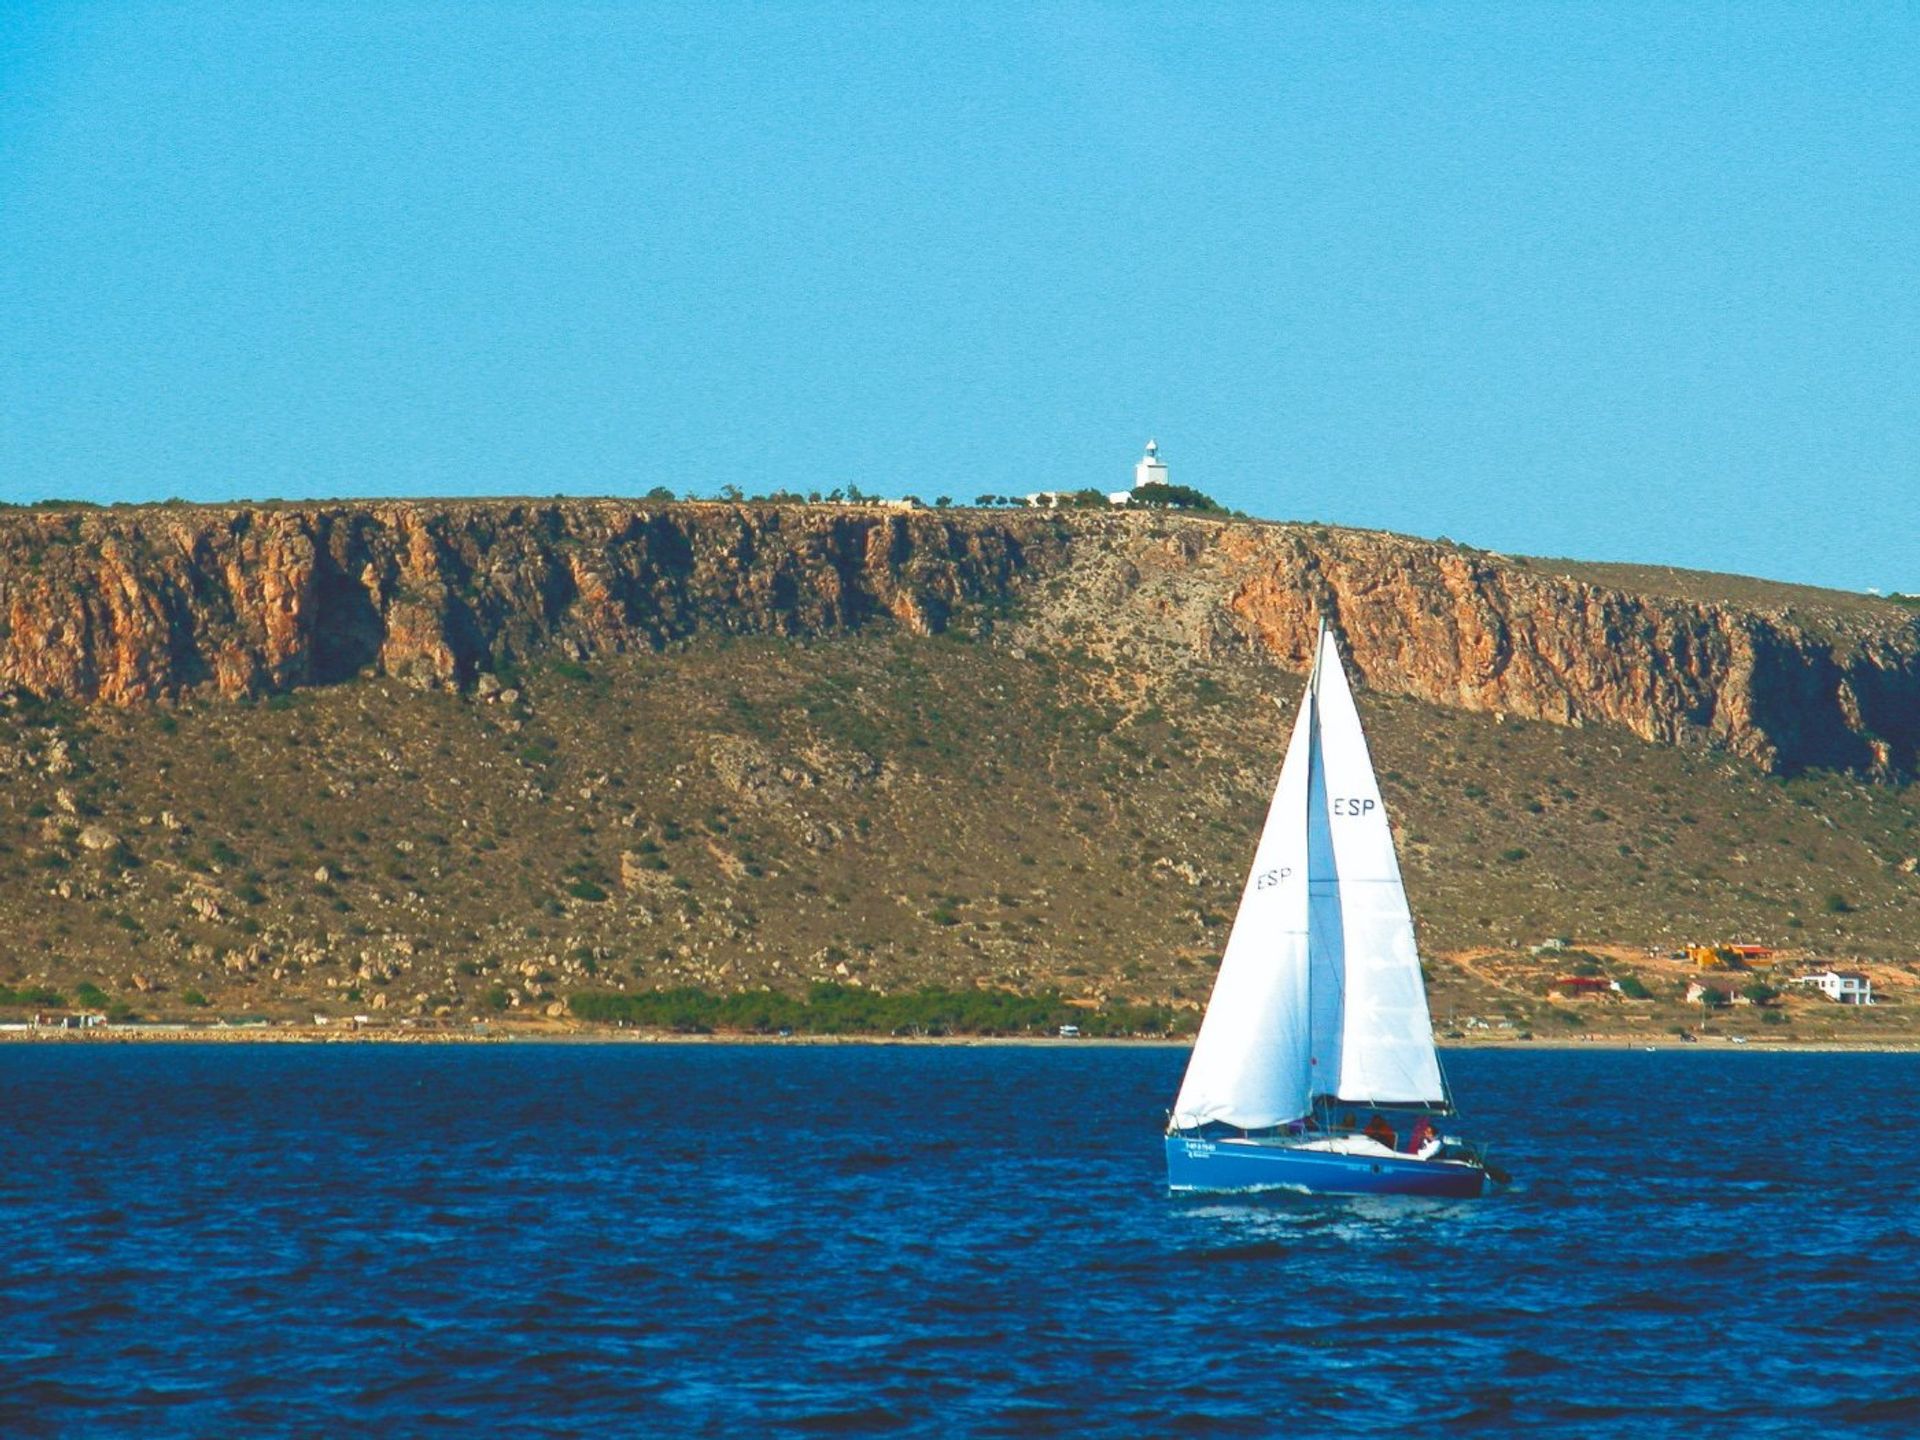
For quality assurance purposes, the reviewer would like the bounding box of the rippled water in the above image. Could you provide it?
[2,1043,1917,1436]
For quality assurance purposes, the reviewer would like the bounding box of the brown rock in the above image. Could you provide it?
[0,503,1910,780]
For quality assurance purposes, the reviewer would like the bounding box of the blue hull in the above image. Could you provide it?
[1165,1135,1486,1198]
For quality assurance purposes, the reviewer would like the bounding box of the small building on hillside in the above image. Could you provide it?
[1798,970,1874,1005]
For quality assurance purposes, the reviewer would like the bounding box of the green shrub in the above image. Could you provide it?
[182,989,210,1007]
[567,982,1089,1037]
[1131,481,1223,513]
[566,880,609,903]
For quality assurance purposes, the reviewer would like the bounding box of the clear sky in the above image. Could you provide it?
[1,4,1914,592]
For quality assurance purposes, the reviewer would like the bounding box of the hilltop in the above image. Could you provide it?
[0,500,1913,1037]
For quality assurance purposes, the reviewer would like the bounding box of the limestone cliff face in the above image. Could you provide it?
[0,502,1914,779]
[1196,526,1919,780]
[0,502,1061,701]
[996,515,1916,781]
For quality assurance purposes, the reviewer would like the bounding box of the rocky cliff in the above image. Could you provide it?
[0,501,1914,779]
[0,502,1062,700]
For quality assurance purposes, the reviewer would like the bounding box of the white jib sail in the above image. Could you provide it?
[1170,675,1316,1131]
[1307,628,1447,1108]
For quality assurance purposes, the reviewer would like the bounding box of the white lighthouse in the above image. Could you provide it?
[1110,438,1169,505]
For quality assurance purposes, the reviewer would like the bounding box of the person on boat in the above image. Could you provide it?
[1363,1114,1396,1149]
[1407,1117,1437,1155]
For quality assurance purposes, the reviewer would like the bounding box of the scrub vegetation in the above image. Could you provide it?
[0,582,1914,1038]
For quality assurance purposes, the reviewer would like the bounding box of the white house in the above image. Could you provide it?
[1798,970,1874,1005]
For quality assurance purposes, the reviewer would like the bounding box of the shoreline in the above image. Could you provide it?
[2,1025,1917,1053]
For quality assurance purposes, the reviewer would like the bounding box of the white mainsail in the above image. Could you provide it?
[1171,626,1446,1131]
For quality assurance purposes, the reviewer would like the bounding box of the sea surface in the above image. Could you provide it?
[2,1043,1916,1437]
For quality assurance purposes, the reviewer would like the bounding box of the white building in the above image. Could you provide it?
[1109,438,1169,505]
[1798,970,1874,1005]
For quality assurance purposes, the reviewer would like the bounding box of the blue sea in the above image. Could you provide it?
[2,1043,1916,1437]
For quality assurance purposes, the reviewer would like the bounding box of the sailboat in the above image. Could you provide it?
[1165,624,1494,1198]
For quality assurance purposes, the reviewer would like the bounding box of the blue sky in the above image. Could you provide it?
[1,4,1913,592]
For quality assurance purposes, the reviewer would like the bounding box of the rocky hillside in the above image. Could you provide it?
[0,499,1914,1032]
[2,501,1915,780]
